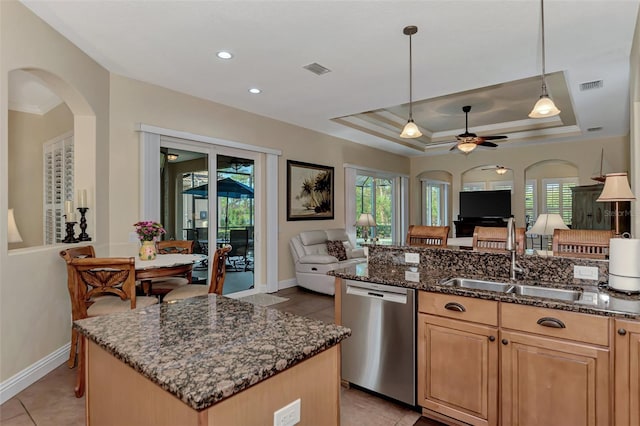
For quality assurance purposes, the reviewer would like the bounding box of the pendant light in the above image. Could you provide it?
[529,0,560,118]
[400,25,422,138]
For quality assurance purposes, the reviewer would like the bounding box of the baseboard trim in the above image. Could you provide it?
[278,278,297,290]
[0,343,70,404]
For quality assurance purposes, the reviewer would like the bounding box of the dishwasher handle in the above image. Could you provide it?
[345,284,408,304]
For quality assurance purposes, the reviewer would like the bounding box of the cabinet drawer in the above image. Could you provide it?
[419,291,498,326]
[500,303,610,346]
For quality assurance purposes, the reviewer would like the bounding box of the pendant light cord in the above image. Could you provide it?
[408,32,414,120]
[540,0,548,96]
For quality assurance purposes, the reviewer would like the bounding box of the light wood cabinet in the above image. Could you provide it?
[418,292,499,426]
[500,304,611,426]
[614,319,640,426]
[418,292,613,426]
[500,329,610,426]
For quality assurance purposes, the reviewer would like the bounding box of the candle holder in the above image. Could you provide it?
[63,221,79,243]
[77,207,92,241]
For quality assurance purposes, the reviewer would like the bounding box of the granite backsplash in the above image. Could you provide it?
[366,244,609,287]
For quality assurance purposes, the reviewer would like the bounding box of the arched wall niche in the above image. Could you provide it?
[8,67,96,250]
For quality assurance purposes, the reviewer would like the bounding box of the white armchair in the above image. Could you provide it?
[289,229,366,295]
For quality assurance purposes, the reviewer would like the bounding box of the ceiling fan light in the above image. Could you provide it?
[529,94,561,118]
[457,142,477,153]
[496,167,509,175]
[167,153,179,161]
[400,119,422,138]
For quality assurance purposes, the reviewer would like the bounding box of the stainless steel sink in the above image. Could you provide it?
[512,285,582,302]
[440,277,583,302]
[440,278,514,293]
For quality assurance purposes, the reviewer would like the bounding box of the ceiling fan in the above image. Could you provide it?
[481,165,512,175]
[450,105,508,153]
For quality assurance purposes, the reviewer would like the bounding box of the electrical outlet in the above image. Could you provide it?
[273,398,301,426]
[405,252,420,264]
[574,265,599,280]
[405,271,420,282]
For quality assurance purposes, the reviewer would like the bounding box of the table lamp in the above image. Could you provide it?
[526,213,568,252]
[8,208,23,243]
[597,172,636,237]
[356,213,376,242]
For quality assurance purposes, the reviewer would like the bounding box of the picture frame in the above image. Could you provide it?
[287,160,334,221]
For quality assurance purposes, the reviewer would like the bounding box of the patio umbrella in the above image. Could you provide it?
[183,178,254,236]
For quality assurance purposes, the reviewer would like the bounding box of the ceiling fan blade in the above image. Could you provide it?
[480,135,508,141]
[449,144,459,151]
[478,141,498,148]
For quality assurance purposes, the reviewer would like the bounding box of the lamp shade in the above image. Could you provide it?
[528,95,561,118]
[400,120,422,138]
[597,172,636,202]
[356,213,376,227]
[457,142,477,154]
[8,208,23,243]
[526,213,569,236]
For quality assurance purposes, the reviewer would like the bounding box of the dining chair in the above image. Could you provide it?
[227,229,249,271]
[68,257,158,397]
[406,225,450,247]
[59,245,96,369]
[147,239,196,297]
[472,226,525,255]
[164,245,232,302]
[552,229,615,259]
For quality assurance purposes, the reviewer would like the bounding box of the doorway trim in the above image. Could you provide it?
[137,124,281,293]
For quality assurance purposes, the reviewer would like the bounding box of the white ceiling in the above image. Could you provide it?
[18,0,640,157]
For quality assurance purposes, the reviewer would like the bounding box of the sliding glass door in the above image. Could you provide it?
[159,140,257,295]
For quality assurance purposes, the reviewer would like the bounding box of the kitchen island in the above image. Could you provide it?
[331,244,640,426]
[74,294,350,426]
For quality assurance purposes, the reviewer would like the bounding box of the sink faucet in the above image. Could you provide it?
[506,217,524,280]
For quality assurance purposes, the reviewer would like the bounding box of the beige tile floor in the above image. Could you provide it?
[1,287,421,426]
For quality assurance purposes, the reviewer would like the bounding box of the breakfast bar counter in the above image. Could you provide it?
[74,295,350,425]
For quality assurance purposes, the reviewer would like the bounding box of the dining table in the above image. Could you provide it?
[135,253,207,296]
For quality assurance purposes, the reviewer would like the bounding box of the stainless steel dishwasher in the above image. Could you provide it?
[341,279,416,406]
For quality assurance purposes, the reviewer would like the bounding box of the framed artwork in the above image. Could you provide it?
[287,160,334,221]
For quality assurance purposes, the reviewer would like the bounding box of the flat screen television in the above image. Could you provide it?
[459,190,512,218]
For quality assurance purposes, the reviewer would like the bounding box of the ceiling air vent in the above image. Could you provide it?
[579,80,604,91]
[587,127,603,132]
[303,62,331,76]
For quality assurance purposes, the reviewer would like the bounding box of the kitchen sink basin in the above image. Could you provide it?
[512,285,582,302]
[440,278,514,293]
[440,278,583,302]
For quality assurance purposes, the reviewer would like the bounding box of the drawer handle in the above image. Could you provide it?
[536,317,566,329]
[444,302,466,312]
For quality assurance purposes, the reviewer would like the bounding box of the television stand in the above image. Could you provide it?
[454,217,507,238]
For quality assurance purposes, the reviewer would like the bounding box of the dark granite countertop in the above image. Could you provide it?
[330,263,640,320]
[74,295,351,411]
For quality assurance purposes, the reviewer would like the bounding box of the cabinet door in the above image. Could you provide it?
[501,330,610,426]
[418,313,498,426]
[614,319,640,426]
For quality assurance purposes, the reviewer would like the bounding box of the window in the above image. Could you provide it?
[43,132,73,244]
[422,180,449,226]
[488,181,513,191]
[355,174,393,242]
[541,177,578,224]
[462,182,486,192]
[525,179,537,229]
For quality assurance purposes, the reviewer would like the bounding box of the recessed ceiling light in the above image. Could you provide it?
[216,51,233,60]
[248,88,262,94]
